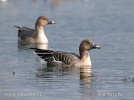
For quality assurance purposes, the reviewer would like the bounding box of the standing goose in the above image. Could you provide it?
[33,39,101,67]
[15,16,56,44]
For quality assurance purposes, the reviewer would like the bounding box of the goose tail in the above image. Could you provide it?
[31,48,54,62]
[14,26,22,29]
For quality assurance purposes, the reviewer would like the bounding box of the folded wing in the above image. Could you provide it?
[34,48,80,66]
[15,26,35,41]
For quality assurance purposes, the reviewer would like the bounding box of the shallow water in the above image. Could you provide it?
[0,0,134,100]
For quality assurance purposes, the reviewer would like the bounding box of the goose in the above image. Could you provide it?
[15,16,56,44]
[33,39,101,67]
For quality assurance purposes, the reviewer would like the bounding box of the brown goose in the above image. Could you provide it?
[15,16,56,44]
[33,39,101,67]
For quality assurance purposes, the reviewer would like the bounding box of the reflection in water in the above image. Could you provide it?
[36,65,92,80]
[36,65,92,87]
[80,65,92,78]
[36,65,92,99]
[36,65,79,78]
[18,43,35,51]
[35,43,48,49]
[80,65,92,95]
[18,43,48,50]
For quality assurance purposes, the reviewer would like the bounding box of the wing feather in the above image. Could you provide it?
[33,48,80,66]
[53,51,80,66]
[15,26,35,41]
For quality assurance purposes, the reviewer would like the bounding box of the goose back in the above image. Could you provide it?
[16,26,36,43]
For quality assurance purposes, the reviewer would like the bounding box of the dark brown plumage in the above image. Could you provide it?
[33,39,101,67]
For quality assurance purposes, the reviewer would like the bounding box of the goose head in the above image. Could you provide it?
[79,39,101,52]
[35,16,56,27]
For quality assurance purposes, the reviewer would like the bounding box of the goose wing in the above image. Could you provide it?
[15,26,35,40]
[34,48,80,66]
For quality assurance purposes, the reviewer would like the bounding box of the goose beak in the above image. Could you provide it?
[92,45,101,49]
[48,21,56,24]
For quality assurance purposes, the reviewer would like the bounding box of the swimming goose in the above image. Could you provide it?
[33,39,101,67]
[15,16,56,44]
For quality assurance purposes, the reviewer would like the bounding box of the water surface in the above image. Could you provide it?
[0,0,134,100]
